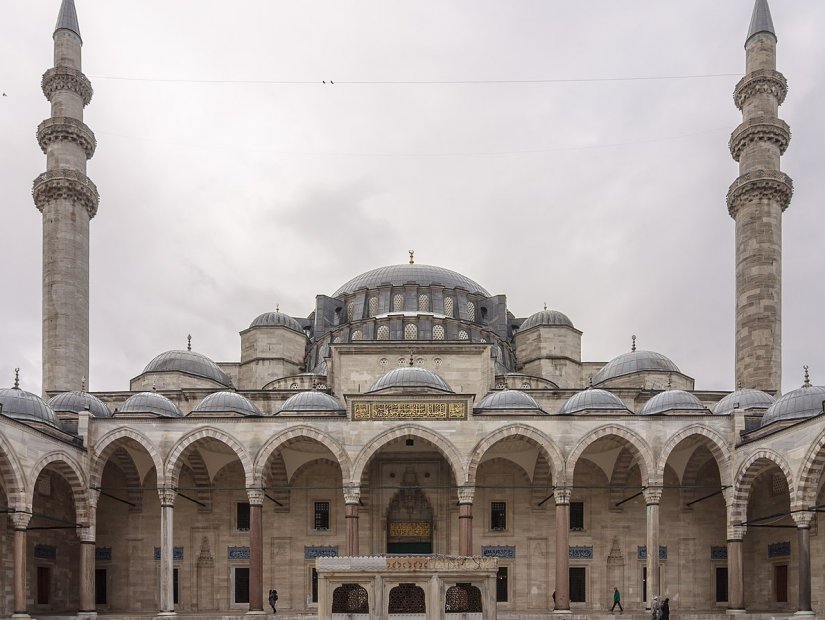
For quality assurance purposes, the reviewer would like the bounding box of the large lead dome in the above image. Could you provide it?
[333,264,490,297]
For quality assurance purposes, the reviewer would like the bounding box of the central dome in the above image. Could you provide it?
[333,264,490,298]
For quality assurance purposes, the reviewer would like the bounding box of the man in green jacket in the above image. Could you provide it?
[611,587,623,613]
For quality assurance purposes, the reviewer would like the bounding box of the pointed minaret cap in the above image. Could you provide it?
[55,0,82,41]
[747,0,775,44]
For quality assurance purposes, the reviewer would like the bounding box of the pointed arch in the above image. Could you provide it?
[0,432,27,508]
[795,426,825,510]
[255,426,352,487]
[730,448,794,525]
[28,451,89,523]
[91,427,164,489]
[566,424,655,484]
[290,458,342,486]
[165,427,254,489]
[656,425,733,487]
[351,425,464,485]
[467,424,565,485]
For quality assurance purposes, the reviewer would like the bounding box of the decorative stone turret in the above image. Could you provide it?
[33,0,99,395]
[727,0,792,393]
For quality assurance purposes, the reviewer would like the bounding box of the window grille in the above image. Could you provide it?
[377,325,389,340]
[445,583,482,613]
[444,297,454,317]
[332,584,369,613]
[404,324,417,340]
[314,502,330,530]
[347,303,356,321]
[388,584,426,614]
[458,330,469,340]
[236,502,250,531]
[351,330,363,341]
[433,325,445,340]
[419,294,430,311]
[393,294,405,312]
[466,301,475,320]
[570,501,584,530]
[491,502,507,530]
[368,297,378,316]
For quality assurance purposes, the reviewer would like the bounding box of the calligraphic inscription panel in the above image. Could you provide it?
[353,401,466,421]
[389,522,432,538]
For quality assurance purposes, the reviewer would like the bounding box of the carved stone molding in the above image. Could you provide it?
[343,483,361,505]
[42,66,93,106]
[38,117,97,159]
[727,524,747,541]
[729,117,791,161]
[457,485,475,505]
[734,69,788,110]
[726,169,793,218]
[32,169,99,219]
[77,527,96,543]
[792,511,815,529]
[554,486,571,506]
[247,488,264,506]
[8,512,31,530]
[158,487,177,507]
[643,486,663,506]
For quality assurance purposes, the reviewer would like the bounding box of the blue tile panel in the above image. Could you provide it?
[569,545,593,559]
[305,546,339,559]
[228,546,250,560]
[154,546,184,561]
[710,546,728,560]
[481,546,516,558]
[768,542,791,558]
[637,545,667,560]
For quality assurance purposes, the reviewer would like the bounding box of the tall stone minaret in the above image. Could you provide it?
[727,0,793,393]
[33,0,99,396]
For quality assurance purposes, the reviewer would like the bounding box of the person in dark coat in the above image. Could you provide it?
[660,597,670,620]
[268,589,278,613]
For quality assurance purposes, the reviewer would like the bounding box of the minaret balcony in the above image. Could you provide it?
[726,169,793,218]
[41,66,93,106]
[729,117,790,161]
[733,69,787,110]
[38,117,96,159]
[33,169,99,219]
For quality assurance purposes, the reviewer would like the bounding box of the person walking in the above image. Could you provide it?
[660,597,670,620]
[611,586,623,613]
[651,595,662,620]
[268,589,278,613]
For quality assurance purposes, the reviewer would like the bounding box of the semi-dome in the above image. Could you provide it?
[520,308,574,330]
[559,388,628,415]
[761,384,825,427]
[143,350,233,387]
[369,366,453,393]
[279,391,344,413]
[49,391,111,418]
[714,389,775,416]
[640,390,706,416]
[476,390,541,411]
[0,386,61,428]
[193,391,261,417]
[593,350,680,385]
[249,309,303,332]
[333,264,490,298]
[119,392,182,418]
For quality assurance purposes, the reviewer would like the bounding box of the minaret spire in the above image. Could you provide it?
[33,0,98,395]
[727,1,792,392]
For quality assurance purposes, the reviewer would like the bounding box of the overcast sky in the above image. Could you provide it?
[1,1,823,396]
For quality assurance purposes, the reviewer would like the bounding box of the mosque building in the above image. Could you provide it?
[2,1,825,618]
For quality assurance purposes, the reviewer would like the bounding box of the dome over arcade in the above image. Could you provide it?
[368,366,453,393]
[714,388,775,416]
[476,389,541,411]
[0,375,61,429]
[192,391,261,417]
[333,263,490,298]
[278,391,344,413]
[639,390,706,416]
[49,390,111,418]
[592,338,680,386]
[520,306,574,330]
[143,346,232,388]
[558,388,628,415]
[249,308,303,333]
[119,392,183,418]
[761,370,825,427]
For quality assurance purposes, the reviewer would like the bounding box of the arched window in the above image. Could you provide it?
[432,325,445,340]
[332,584,369,614]
[368,297,379,316]
[351,330,363,341]
[418,294,430,312]
[445,584,482,613]
[466,301,475,320]
[393,294,405,312]
[347,302,356,321]
[404,324,417,340]
[389,584,426,614]
[458,330,469,341]
[333,336,341,343]
[377,325,389,340]
[443,297,454,317]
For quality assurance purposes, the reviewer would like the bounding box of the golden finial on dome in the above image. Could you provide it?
[631,335,637,352]
[13,368,20,389]
[187,334,192,351]
[409,250,415,265]
[803,365,811,388]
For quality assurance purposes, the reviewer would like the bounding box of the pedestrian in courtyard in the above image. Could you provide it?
[611,586,623,613]
[661,597,670,620]
[651,595,661,620]
[268,589,278,613]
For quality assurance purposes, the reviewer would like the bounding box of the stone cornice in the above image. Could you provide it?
[37,116,97,159]
[33,169,99,219]
[734,69,787,110]
[726,169,793,218]
[247,488,264,506]
[42,66,93,106]
[729,117,790,161]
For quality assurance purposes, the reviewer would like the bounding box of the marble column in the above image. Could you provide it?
[344,485,361,556]
[158,488,176,616]
[78,526,97,615]
[643,487,662,605]
[554,487,571,613]
[727,524,746,613]
[10,512,31,618]
[458,486,475,557]
[248,488,264,613]
[792,512,814,615]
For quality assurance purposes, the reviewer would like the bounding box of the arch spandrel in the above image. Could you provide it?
[28,451,89,523]
[730,448,795,524]
[0,432,28,508]
[566,424,655,485]
[90,427,164,489]
[254,426,352,487]
[165,427,254,489]
[466,424,565,485]
[350,425,464,485]
[795,426,825,510]
[656,424,733,487]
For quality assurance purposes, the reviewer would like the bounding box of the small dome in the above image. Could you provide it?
[334,263,490,297]
[119,392,182,418]
[143,350,232,387]
[559,389,628,415]
[762,384,825,427]
[249,310,303,333]
[593,350,680,385]
[520,308,574,331]
[714,389,776,416]
[640,390,706,416]
[0,387,61,428]
[369,366,453,393]
[49,391,111,418]
[193,392,261,417]
[476,390,541,411]
[279,391,344,413]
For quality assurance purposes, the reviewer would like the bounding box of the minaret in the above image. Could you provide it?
[33,0,99,395]
[727,0,792,393]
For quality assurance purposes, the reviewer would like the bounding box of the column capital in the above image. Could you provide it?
[343,483,361,505]
[643,486,663,505]
[727,524,747,541]
[8,512,31,530]
[77,526,95,543]
[793,511,815,529]
[247,488,264,506]
[87,487,100,509]
[158,487,176,507]
[554,486,572,506]
[457,485,475,505]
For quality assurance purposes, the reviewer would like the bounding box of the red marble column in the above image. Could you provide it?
[554,487,570,612]
[344,485,361,556]
[158,488,176,616]
[79,529,96,613]
[727,536,745,612]
[458,486,475,557]
[643,487,662,605]
[11,512,31,616]
[793,512,814,614]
